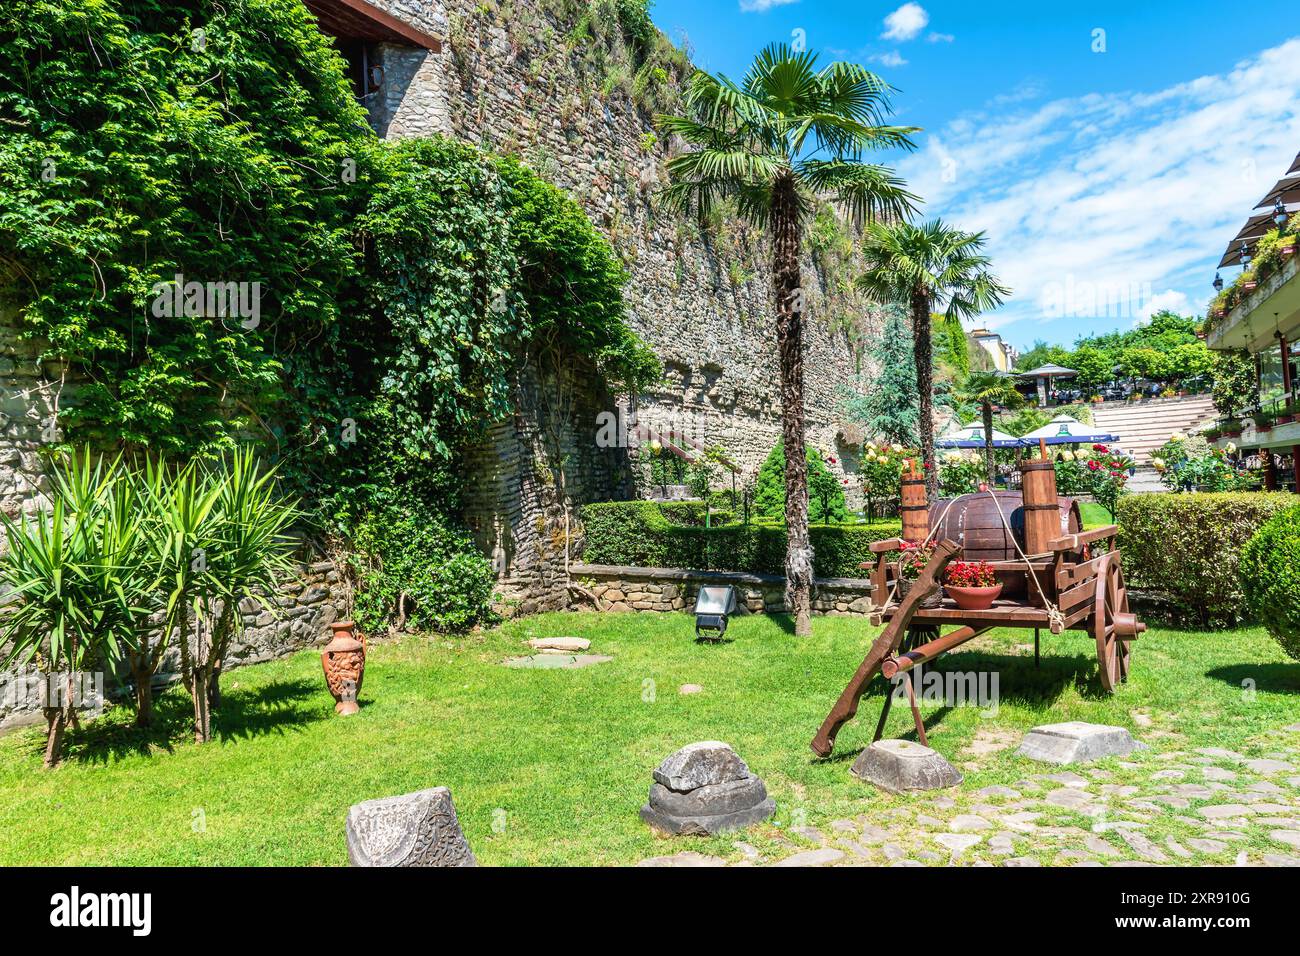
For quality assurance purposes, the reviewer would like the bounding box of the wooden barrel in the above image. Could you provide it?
[900,473,929,542]
[928,492,1081,596]
[1019,458,1061,556]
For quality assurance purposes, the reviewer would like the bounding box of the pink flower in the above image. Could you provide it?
[1087,460,1100,471]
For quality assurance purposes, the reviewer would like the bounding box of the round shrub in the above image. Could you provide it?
[1241,503,1300,660]
[753,442,847,522]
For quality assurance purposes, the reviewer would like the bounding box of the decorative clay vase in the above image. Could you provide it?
[322,620,366,716]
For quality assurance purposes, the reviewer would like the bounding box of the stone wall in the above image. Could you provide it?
[570,562,880,617]
[358,0,883,613]
[0,305,62,519]
[0,2,885,629]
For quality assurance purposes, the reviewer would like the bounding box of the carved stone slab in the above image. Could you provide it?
[1017,721,1143,764]
[346,786,477,867]
[851,739,963,794]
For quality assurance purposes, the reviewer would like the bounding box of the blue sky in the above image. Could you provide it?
[650,0,1300,352]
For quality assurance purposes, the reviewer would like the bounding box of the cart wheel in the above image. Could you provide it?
[1092,553,1135,692]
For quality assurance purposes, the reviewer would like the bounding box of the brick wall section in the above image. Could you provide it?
[571,562,880,617]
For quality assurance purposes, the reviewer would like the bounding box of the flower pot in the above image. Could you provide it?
[896,576,942,609]
[946,583,1003,611]
[322,620,366,716]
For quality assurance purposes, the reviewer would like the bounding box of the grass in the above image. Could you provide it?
[1,610,1296,866]
[1078,500,1113,528]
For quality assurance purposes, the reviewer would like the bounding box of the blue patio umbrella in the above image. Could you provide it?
[1018,414,1118,446]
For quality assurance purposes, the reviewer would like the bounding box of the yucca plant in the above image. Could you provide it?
[200,448,299,718]
[0,450,154,766]
[142,449,298,743]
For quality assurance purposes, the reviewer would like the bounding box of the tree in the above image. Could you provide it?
[857,221,1009,497]
[660,44,917,635]
[955,372,1024,484]
[1070,344,1112,394]
[843,307,918,446]
[1212,349,1255,419]
[1014,340,1072,373]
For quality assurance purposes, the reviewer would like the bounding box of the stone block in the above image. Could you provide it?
[526,636,591,652]
[641,742,775,836]
[346,786,477,867]
[652,741,749,791]
[640,797,776,837]
[851,740,963,794]
[1017,722,1143,765]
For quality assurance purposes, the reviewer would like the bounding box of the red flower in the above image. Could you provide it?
[1093,444,1108,452]
[828,456,837,464]
[945,560,997,588]
[1087,460,1100,471]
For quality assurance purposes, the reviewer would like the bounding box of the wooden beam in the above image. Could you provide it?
[303,0,443,51]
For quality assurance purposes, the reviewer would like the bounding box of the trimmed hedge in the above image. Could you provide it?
[580,500,901,577]
[1117,492,1296,627]
[1241,503,1300,660]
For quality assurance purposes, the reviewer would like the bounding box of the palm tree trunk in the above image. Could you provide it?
[772,172,812,637]
[912,288,936,497]
[982,401,996,485]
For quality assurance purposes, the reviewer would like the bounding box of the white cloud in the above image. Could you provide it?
[896,38,1300,344]
[870,51,909,68]
[738,0,798,11]
[1136,290,1191,323]
[927,32,955,43]
[882,3,929,42]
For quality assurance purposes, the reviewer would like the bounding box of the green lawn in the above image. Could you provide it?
[1078,500,1113,528]
[1,610,1296,866]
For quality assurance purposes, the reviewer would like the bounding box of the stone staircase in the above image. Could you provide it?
[1090,395,1218,465]
[1088,395,1218,494]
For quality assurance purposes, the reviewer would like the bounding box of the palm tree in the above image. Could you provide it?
[857,221,1009,497]
[955,371,1024,484]
[659,45,918,636]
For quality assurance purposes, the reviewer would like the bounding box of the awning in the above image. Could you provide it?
[1218,204,1300,268]
[1017,414,1118,446]
[1015,363,1078,379]
[937,424,1021,448]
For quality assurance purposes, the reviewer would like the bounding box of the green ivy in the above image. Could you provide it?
[0,0,366,453]
[350,506,497,634]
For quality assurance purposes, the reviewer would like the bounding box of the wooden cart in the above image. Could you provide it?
[811,447,1145,758]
